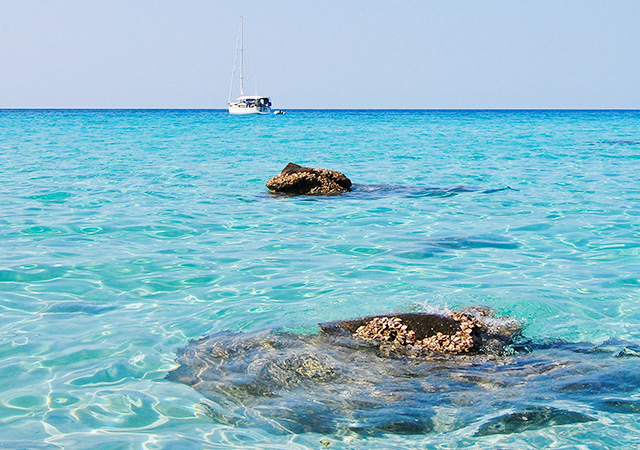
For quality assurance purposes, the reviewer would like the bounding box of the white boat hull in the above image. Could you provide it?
[228,103,271,115]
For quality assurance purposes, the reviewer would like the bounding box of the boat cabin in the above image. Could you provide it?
[229,95,272,115]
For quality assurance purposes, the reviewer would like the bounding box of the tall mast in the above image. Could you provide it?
[228,18,243,104]
[239,17,244,97]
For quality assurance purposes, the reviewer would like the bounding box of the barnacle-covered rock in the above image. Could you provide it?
[320,308,520,356]
[350,313,479,354]
[266,162,352,196]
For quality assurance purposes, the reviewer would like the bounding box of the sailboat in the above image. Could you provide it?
[228,18,272,115]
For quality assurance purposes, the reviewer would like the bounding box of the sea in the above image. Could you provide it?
[0,109,639,449]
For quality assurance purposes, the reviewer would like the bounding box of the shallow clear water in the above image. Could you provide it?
[1,109,639,449]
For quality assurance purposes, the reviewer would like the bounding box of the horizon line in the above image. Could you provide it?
[2,108,640,112]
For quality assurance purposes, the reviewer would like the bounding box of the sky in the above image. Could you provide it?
[1,0,640,109]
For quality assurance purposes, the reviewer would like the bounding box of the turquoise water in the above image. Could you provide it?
[1,109,639,448]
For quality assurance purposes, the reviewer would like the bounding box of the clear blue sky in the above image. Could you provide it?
[1,0,639,109]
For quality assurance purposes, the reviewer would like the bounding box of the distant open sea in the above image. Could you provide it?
[1,109,639,449]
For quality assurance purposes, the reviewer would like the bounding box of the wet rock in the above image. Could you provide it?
[266,162,352,196]
[598,399,640,414]
[167,308,640,437]
[474,406,595,436]
[320,308,521,356]
[349,409,435,435]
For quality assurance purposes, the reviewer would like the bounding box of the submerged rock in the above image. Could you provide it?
[266,162,352,196]
[167,308,640,437]
[474,406,595,437]
[348,184,514,199]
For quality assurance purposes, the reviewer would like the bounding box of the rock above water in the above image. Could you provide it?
[266,162,352,196]
[321,308,521,355]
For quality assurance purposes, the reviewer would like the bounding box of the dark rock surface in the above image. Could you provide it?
[320,308,520,355]
[266,162,352,196]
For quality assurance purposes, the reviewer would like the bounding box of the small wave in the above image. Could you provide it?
[45,301,117,315]
[425,236,519,250]
[596,140,640,146]
[394,236,519,259]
